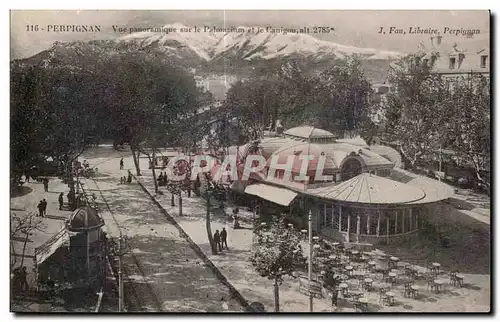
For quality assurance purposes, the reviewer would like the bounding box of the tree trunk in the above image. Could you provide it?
[206,195,217,255]
[274,278,280,312]
[130,145,141,176]
[20,218,31,268]
[151,148,159,194]
[179,192,183,216]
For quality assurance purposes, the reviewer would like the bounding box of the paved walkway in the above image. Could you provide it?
[79,171,244,312]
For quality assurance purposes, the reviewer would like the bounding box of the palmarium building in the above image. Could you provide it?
[227,126,454,245]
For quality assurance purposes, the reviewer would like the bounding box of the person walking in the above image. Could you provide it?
[58,192,64,210]
[37,200,44,217]
[220,227,228,250]
[19,267,28,293]
[127,171,132,183]
[41,199,47,217]
[213,230,222,252]
[43,178,49,192]
[120,158,124,170]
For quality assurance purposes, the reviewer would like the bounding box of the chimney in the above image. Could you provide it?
[436,35,442,45]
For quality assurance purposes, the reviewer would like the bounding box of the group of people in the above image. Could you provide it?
[120,170,133,184]
[36,199,48,217]
[157,172,168,186]
[213,228,228,252]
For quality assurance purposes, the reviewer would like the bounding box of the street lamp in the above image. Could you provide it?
[299,210,321,312]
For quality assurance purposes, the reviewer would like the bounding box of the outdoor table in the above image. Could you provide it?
[385,291,396,306]
[433,279,445,293]
[410,285,420,298]
[388,256,399,269]
[339,283,349,297]
[332,242,340,247]
[368,261,377,269]
[386,272,397,285]
[350,290,364,300]
[345,265,354,276]
[396,261,408,268]
[313,236,320,242]
[431,262,441,274]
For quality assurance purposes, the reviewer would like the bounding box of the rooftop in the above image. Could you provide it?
[307,172,426,204]
[284,126,336,140]
[67,206,104,232]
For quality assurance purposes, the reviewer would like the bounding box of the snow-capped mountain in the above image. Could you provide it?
[118,23,402,62]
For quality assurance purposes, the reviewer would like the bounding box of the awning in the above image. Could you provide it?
[34,228,70,266]
[245,183,297,206]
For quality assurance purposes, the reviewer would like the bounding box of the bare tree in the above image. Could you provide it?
[10,212,46,270]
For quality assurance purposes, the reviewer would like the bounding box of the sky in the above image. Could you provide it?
[10,10,490,59]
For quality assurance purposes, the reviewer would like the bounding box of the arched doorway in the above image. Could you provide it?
[340,158,362,181]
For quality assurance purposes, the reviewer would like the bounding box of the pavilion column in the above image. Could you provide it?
[367,211,371,235]
[402,208,406,233]
[338,206,342,232]
[409,208,413,231]
[376,211,380,237]
[386,215,389,244]
[331,205,335,228]
[347,214,351,242]
[395,210,398,234]
[356,214,361,243]
[323,204,327,228]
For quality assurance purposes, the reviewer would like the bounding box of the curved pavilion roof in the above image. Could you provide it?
[307,173,427,204]
[67,206,104,232]
[284,126,336,140]
[266,141,394,172]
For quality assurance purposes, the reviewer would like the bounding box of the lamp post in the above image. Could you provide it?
[308,210,313,312]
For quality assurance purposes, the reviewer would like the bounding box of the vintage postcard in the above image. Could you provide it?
[10,10,490,313]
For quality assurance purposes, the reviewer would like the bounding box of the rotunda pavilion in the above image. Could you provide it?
[231,126,454,245]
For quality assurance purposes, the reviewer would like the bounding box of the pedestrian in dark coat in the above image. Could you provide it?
[43,178,49,192]
[120,158,124,170]
[42,199,47,217]
[19,266,28,292]
[127,171,132,183]
[58,193,64,210]
[37,200,44,217]
[220,228,228,249]
[213,230,222,252]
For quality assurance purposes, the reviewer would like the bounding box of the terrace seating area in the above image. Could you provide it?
[305,240,469,312]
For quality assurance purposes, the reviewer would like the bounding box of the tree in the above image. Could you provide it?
[249,217,306,312]
[223,56,372,139]
[10,212,46,269]
[309,56,373,136]
[10,64,98,191]
[384,52,448,168]
[443,74,490,189]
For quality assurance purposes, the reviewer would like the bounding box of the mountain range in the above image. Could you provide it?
[13,23,403,92]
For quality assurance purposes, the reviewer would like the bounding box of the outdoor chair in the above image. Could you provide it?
[449,270,458,284]
[455,274,464,287]
[403,282,413,298]
[427,278,438,293]
[378,288,390,305]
